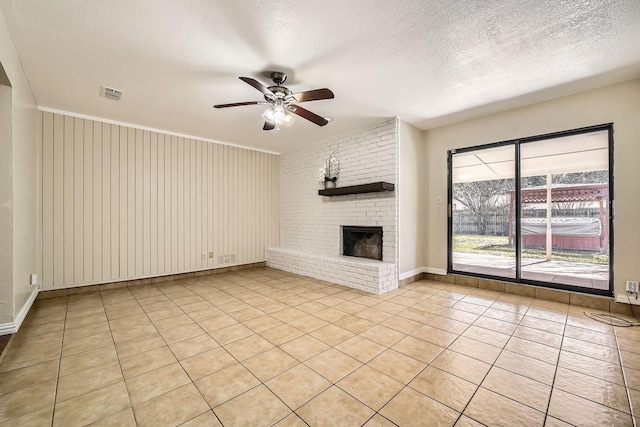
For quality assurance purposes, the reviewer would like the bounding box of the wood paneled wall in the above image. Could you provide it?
[40,112,280,288]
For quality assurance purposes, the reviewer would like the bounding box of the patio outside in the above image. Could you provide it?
[452,237,609,290]
[451,130,610,292]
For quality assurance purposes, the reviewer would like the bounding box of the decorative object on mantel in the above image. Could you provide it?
[318,181,395,196]
[318,153,340,189]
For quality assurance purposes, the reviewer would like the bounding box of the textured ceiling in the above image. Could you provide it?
[1,0,639,153]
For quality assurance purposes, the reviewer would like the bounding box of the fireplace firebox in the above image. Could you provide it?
[342,226,383,261]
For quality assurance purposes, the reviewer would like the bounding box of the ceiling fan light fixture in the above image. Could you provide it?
[262,99,287,125]
[214,72,334,130]
[262,107,274,122]
[272,104,286,124]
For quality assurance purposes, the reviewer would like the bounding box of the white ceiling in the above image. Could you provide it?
[453,130,609,182]
[1,0,639,154]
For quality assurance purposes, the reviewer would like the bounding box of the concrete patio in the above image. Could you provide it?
[453,252,609,290]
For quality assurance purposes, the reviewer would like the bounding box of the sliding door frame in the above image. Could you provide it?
[447,123,614,297]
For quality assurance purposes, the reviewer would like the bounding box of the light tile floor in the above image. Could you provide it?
[1,267,639,426]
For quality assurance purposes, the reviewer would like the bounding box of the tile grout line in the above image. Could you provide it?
[506,305,630,423]
[49,295,69,427]
[9,274,636,426]
[460,292,615,420]
[178,278,309,425]
[614,325,638,427]
[329,287,500,423]
[363,291,475,421]
[103,287,140,426]
[287,289,443,424]
[476,298,633,422]
[362,287,490,423]
[554,313,635,423]
[136,283,222,426]
[449,292,534,426]
[116,284,489,424]
[206,279,335,425]
[540,306,569,426]
[226,284,425,422]
[252,288,377,421]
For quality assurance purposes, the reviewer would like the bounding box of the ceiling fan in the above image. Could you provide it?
[214,72,334,131]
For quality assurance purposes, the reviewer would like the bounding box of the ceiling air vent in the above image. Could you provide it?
[100,85,123,101]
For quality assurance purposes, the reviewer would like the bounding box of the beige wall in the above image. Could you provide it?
[424,78,640,295]
[398,120,426,276]
[40,112,280,288]
[0,9,40,326]
[0,83,11,324]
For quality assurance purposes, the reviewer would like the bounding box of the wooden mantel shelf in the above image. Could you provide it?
[318,181,395,196]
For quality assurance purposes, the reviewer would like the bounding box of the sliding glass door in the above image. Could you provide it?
[451,145,516,279]
[448,125,612,296]
[519,131,610,290]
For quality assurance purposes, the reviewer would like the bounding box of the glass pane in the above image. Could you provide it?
[520,130,609,290]
[452,145,516,278]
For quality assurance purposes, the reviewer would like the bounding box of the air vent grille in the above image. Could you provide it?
[217,254,236,265]
[100,85,123,101]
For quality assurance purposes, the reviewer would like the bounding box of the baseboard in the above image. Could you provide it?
[398,266,448,281]
[0,287,39,336]
[36,262,268,298]
[424,267,447,276]
[616,293,640,306]
[399,267,428,281]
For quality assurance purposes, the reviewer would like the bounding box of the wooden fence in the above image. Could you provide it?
[452,208,602,236]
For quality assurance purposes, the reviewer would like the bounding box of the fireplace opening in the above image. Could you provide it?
[342,226,383,261]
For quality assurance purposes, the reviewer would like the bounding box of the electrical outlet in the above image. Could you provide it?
[201,252,207,260]
[208,252,214,258]
[627,281,639,293]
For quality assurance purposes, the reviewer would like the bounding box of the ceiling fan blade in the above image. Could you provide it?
[213,101,261,108]
[263,120,276,131]
[289,88,334,103]
[239,77,274,97]
[287,105,329,126]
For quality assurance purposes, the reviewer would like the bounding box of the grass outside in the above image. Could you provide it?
[453,234,609,265]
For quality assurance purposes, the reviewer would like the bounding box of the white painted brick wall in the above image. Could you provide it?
[266,248,397,294]
[267,119,399,293]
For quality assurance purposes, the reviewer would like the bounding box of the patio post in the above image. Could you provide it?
[508,191,514,245]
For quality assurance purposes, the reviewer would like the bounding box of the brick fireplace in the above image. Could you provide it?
[342,226,383,261]
[266,119,399,294]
